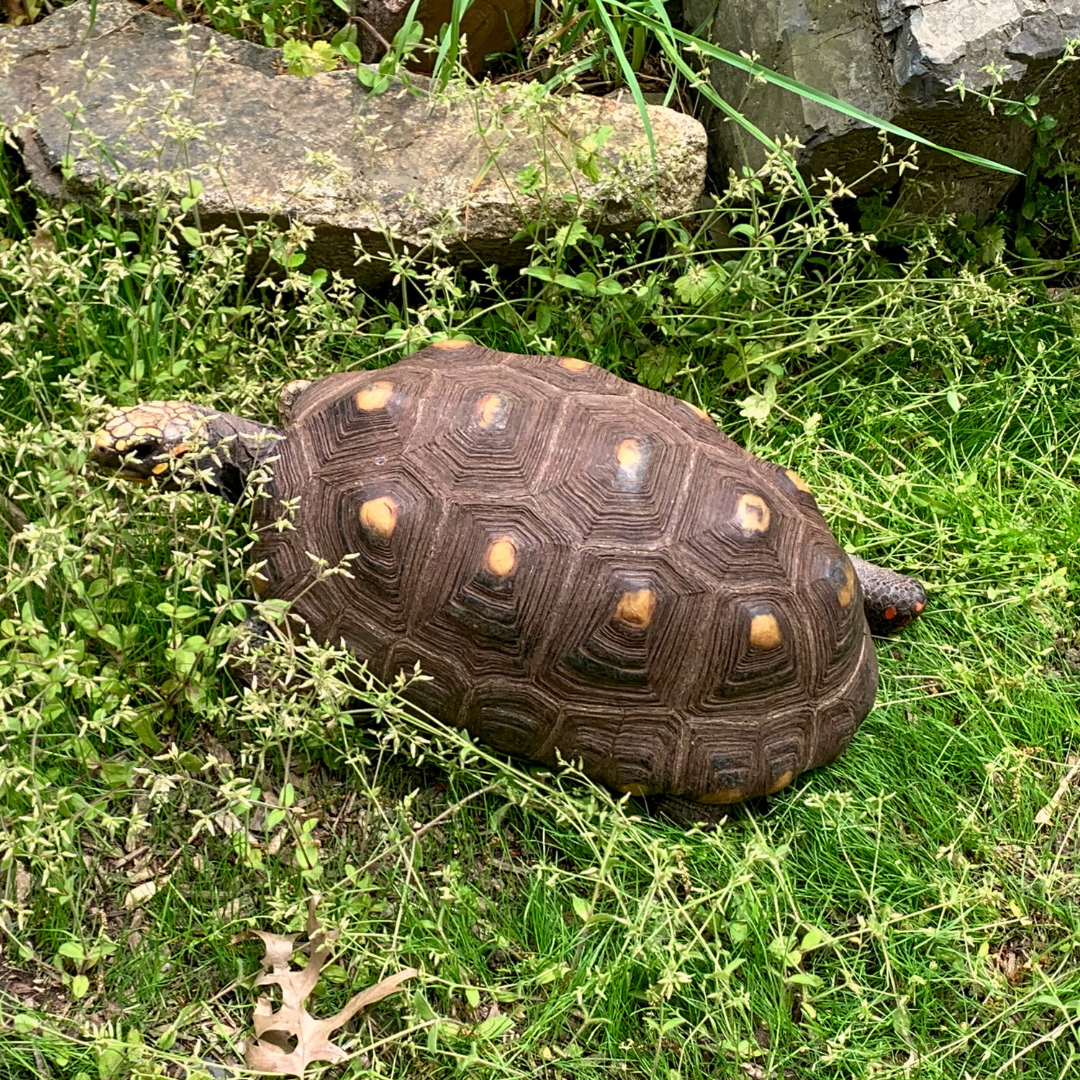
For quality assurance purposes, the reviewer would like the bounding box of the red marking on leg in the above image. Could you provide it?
[884,606,897,620]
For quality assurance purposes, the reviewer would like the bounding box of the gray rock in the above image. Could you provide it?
[684,0,1080,218]
[0,0,706,286]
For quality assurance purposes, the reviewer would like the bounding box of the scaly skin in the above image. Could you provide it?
[90,401,282,502]
[847,555,927,635]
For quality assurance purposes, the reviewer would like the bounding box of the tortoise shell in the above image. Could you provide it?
[251,342,876,804]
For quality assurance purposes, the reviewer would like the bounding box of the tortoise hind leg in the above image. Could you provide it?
[848,556,926,635]
[649,794,762,829]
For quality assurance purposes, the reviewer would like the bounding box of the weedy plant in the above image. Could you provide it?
[0,21,1079,1080]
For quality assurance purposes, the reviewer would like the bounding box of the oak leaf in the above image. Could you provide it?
[244,927,416,1076]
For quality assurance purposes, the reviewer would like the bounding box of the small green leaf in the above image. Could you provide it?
[474,1014,514,1040]
[571,895,592,922]
[97,1046,125,1080]
[71,974,90,999]
[412,991,438,1020]
[739,374,778,422]
[464,986,480,1008]
[180,226,203,248]
[332,25,359,49]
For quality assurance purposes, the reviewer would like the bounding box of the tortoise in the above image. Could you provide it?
[90,341,926,821]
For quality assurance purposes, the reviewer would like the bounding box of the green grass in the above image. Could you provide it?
[0,124,1079,1080]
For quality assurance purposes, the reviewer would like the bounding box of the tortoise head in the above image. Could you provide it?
[91,401,281,502]
[91,401,212,482]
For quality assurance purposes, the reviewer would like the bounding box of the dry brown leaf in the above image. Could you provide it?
[1035,756,1080,828]
[124,878,167,909]
[243,927,416,1077]
[15,863,31,906]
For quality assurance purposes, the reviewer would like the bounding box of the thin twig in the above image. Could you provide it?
[354,783,499,878]
[351,15,392,52]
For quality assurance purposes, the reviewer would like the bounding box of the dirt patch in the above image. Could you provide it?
[0,955,69,1016]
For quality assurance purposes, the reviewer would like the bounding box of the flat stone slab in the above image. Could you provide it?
[0,0,706,284]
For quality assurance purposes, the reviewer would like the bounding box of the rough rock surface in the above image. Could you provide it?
[683,0,1080,217]
[0,0,706,285]
[357,0,532,72]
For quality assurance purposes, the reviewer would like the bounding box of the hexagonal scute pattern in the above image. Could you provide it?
[251,342,877,803]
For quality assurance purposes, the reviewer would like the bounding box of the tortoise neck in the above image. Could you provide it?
[200,411,284,503]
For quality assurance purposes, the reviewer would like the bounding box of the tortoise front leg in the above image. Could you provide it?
[649,794,757,829]
[226,615,279,688]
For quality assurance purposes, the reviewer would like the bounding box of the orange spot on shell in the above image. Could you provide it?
[484,536,518,577]
[359,496,399,538]
[475,394,506,429]
[355,382,394,411]
[785,469,812,493]
[838,561,856,608]
[431,338,471,349]
[683,401,711,422]
[884,606,898,620]
[735,493,771,533]
[558,357,589,371]
[915,600,925,613]
[614,588,656,629]
[766,770,794,795]
[616,437,643,474]
[749,613,781,650]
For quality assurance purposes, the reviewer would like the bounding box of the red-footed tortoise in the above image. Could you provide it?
[91,342,926,822]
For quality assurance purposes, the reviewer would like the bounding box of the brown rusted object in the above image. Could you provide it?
[93,343,926,807]
[357,0,532,73]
